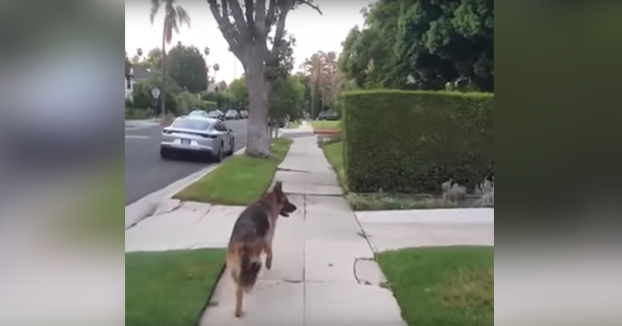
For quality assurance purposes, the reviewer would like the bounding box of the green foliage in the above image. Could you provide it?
[166,43,208,93]
[175,91,200,115]
[125,108,154,120]
[131,81,155,110]
[145,70,179,115]
[227,75,304,120]
[269,75,305,122]
[227,77,248,109]
[339,0,494,92]
[197,100,218,111]
[343,90,494,193]
[201,91,232,111]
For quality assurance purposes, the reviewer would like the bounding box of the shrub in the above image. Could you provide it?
[175,91,200,115]
[343,90,494,194]
[132,81,153,109]
[125,108,154,120]
[125,98,134,109]
[197,100,218,111]
[132,80,179,115]
[475,179,494,207]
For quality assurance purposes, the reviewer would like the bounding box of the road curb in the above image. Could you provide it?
[125,146,246,230]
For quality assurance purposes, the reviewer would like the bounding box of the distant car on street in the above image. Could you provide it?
[317,110,339,121]
[239,110,249,119]
[188,109,208,118]
[225,109,240,120]
[207,110,225,121]
[160,116,235,162]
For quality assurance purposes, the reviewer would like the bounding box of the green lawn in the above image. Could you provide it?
[126,249,226,326]
[321,141,348,193]
[287,120,301,129]
[311,120,341,131]
[377,246,494,326]
[175,138,293,205]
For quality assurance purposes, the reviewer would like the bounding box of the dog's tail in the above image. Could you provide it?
[227,241,262,290]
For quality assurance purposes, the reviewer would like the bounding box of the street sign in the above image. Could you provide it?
[151,87,161,99]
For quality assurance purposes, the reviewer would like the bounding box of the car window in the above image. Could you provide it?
[171,118,212,131]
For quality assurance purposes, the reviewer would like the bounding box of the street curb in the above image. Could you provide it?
[124,146,246,230]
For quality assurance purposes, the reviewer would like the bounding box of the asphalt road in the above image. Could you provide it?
[124,119,248,205]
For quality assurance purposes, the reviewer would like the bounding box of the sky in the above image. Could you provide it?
[125,0,371,84]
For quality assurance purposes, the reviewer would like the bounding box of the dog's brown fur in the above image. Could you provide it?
[226,181,296,318]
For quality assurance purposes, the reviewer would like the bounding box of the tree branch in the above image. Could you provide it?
[244,0,256,37]
[271,1,293,56]
[254,0,267,38]
[227,0,251,41]
[298,0,322,15]
[208,0,243,58]
[266,0,277,29]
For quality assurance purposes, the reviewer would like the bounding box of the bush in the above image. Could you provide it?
[132,81,153,110]
[197,100,218,111]
[343,90,494,194]
[126,108,154,120]
[175,91,200,115]
[132,80,179,115]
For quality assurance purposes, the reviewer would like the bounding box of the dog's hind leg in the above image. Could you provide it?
[235,284,244,317]
[264,241,273,270]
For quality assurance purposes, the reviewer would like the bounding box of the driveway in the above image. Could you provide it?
[124,119,247,205]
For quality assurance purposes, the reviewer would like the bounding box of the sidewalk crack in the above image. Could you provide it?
[353,257,374,286]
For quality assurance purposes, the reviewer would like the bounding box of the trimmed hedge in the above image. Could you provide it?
[343,90,494,194]
[199,101,218,111]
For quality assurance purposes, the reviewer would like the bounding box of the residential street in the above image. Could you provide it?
[124,119,248,205]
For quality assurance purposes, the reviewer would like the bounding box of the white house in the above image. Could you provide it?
[125,65,152,102]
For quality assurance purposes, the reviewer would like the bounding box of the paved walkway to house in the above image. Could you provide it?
[125,122,494,326]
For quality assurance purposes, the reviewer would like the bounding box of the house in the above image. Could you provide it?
[125,65,152,101]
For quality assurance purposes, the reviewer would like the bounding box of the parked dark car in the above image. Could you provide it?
[317,110,339,121]
[225,109,241,120]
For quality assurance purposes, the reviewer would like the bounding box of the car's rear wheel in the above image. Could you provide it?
[160,147,174,160]
[214,142,224,162]
[226,138,235,156]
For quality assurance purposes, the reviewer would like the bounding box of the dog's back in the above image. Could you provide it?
[228,202,270,283]
[226,181,296,317]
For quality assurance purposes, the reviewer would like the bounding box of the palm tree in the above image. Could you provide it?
[150,0,191,117]
[301,52,325,118]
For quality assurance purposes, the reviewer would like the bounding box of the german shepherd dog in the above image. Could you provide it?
[226,181,297,317]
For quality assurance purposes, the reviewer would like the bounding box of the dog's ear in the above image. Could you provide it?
[273,181,283,195]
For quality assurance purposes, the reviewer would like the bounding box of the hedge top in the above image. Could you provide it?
[343,89,494,99]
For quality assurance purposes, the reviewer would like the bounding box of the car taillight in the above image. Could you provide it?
[201,134,217,139]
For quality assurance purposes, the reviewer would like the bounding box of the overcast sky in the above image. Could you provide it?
[125,0,371,83]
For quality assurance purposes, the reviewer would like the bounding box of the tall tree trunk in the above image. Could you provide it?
[161,23,167,118]
[245,54,270,158]
[311,79,317,118]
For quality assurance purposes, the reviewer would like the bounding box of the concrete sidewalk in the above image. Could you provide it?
[200,135,407,326]
[124,124,493,325]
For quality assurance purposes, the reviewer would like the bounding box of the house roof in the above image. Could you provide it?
[133,66,152,79]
